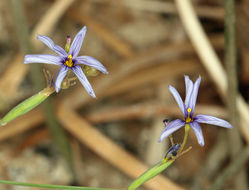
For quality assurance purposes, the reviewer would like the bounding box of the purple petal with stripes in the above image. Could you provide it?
[69,26,87,58]
[159,119,185,142]
[55,65,69,92]
[194,114,233,128]
[188,76,201,116]
[37,35,67,57]
[190,121,204,146]
[72,65,96,98]
[76,56,108,74]
[184,75,194,107]
[24,54,62,65]
[169,85,187,117]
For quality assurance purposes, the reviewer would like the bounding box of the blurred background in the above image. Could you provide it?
[0,0,248,189]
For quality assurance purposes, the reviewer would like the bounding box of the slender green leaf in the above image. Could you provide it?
[0,180,119,190]
[127,160,174,190]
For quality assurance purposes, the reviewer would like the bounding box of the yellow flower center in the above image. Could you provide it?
[185,108,192,123]
[64,54,73,67]
[187,108,192,113]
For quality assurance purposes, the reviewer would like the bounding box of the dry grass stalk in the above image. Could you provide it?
[0,53,27,100]
[68,8,134,58]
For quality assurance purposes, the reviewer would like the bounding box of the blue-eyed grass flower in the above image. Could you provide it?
[23,26,108,98]
[159,75,233,146]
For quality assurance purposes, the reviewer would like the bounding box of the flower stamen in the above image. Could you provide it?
[187,108,192,113]
[185,108,192,123]
[64,54,73,67]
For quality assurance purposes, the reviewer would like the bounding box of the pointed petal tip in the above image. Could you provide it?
[23,55,28,64]
[168,85,177,92]
[89,91,96,98]
[184,74,190,79]
[168,85,173,90]
[37,34,42,39]
[55,86,60,93]
[199,138,205,146]
[226,123,234,129]
[158,135,165,143]
[99,67,109,75]
[80,26,87,34]
[196,75,202,82]
[23,55,33,64]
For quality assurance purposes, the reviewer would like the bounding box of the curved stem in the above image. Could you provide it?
[178,124,190,154]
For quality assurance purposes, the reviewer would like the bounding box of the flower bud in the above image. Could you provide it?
[83,65,99,77]
[65,35,71,53]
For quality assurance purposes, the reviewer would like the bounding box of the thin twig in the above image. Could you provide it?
[225,0,248,189]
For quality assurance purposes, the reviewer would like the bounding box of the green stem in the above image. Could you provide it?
[127,160,174,190]
[178,124,190,154]
[0,180,118,190]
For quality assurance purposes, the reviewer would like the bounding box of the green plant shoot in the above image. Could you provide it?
[0,87,54,126]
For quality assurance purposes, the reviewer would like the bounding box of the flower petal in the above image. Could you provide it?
[55,66,69,92]
[158,119,185,142]
[76,56,108,74]
[188,76,201,115]
[190,121,205,146]
[24,54,62,65]
[194,114,233,128]
[169,85,186,117]
[72,65,96,98]
[69,26,87,58]
[37,35,67,57]
[184,75,194,107]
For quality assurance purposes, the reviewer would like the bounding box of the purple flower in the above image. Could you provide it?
[159,75,233,146]
[23,26,108,98]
